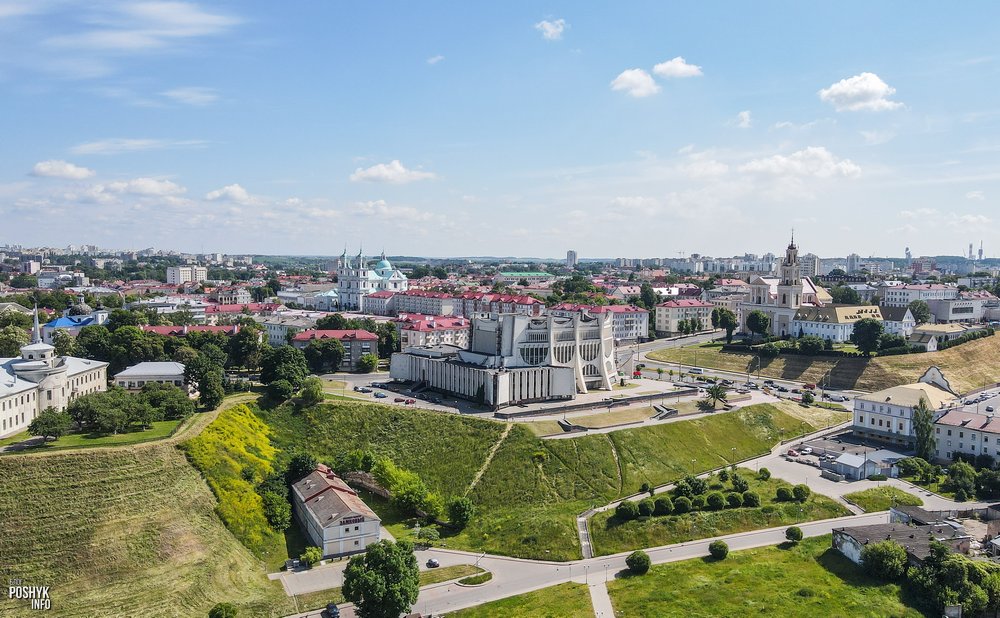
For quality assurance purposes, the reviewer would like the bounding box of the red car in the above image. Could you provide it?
[405,399,416,405]
[803,383,816,390]
[786,449,800,457]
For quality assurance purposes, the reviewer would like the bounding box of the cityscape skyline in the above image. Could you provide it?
[1,2,998,256]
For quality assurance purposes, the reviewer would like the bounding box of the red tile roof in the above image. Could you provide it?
[393,313,471,331]
[550,302,648,314]
[205,302,281,314]
[293,329,378,342]
[366,290,396,299]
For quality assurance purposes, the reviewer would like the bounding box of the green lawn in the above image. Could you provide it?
[1,419,184,453]
[0,430,30,447]
[844,486,923,512]
[589,470,850,555]
[0,444,293,618]
[898,474,959,500]
[607,536,928,617]
[449,582,593,618]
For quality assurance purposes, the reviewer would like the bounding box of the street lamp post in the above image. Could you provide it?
[731,447,737,463]
[605,563,610,583]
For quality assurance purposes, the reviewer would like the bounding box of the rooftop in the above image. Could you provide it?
[292,329,378,342]
[114,361,185,378]
[290,465,379,529]
[856,382,958,410]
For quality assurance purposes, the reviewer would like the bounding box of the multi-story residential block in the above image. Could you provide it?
[934,409,1000,462]
[393,314,471,349]
[166,265,208,285]
[209,286,252,305]
[291,329,378,370]
[387,290,457,316]
[799,253,821,278]
[259,316,317,346]
[654,299,713,335]
[566,250,578,268]
[851,371,959,449]
[878,283,959,308]
[493,271,556,286]
[549,303,649,343]
[128,296,210,322]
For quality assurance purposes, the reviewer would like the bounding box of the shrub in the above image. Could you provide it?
[690,495,705,510]
[760,342,780,358]
[686,475,708,495]
[209,603,238,618]
[706,491,725,510]
[653,496,673,516]
[757,468,771,481]
[709,540,729,560]
[638,498,655,517]
[261,491,292,531]
[417,526,440,541]
[300,546,323,568]
[785,526,803,543]
[673,496,692,514]
[626,550,651,575]
[867,474,888,481]
[776,486,793,502]
[726,492,743,508]
[742,491,760,507]
[731,475,749,493]
[792,484,811,502]
[718,469,729,482]
[801,391,815,405]
[798,336,824,355]
[955,488,969,502]
[448,497,475,529]
[860,540,907,581]
[616,500,640,521]
[640,482,651,493]
[267,379,295,401]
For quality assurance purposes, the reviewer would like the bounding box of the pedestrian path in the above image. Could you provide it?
[588,582,615,618]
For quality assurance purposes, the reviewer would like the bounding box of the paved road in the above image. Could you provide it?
[282,512,889,618]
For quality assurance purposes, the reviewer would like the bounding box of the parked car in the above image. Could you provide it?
[427,558,440,568]
[353,386,362,392]
[777,386,789,392]
[801,446,813,455]
[763,380,775,386]
[373,392,387,398]
[405,399,416,405]
[394,397,406,403]
[989,406,996,413]
[804,383,817,390]
[786,449,800,457]
[324,603,341,618]
[791,388,801,394]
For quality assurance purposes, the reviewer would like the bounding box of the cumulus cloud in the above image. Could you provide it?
[610,69,660,98]
[534,18,566,40]
[819,72,902,112]
[966,190,985,200]
[740,146,861,178]
[205,183,256,204]
[355,200,434,222]
[652,56,703,78]
[426,55,444,65]
[161,86,218,105]
[105,177,185,196]
[736,110,752,129]
[349,160,436,184]
[31,159,95,180]
[70,138,208,155]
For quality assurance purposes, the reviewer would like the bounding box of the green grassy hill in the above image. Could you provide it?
[0,444,292,617]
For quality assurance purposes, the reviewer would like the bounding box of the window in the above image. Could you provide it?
[960,432,964,438]
[899,423,903,430]
[948,430,952,436]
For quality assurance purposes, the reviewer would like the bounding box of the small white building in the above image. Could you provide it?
[291,465,381,558]
[113,362,185,391]
[791,305,882,343]
[852,368,960,449]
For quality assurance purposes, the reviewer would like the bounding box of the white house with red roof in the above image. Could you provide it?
[291,464,381,558]
[393,313,471,348]
[549,303,648,343]
[291,329,378,370]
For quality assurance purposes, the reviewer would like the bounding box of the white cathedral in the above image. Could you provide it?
[335,249,409,311]
[740,237,831,337]
[0,310,108,438]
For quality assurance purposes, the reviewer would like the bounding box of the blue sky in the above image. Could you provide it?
[1,1,998,259]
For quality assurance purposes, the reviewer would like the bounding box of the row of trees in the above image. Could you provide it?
[31,383,196,438]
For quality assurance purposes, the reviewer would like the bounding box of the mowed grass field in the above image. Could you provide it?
[606,536,928,617]
[449,582,593,617]
[0,444,292,618]
[647,335,1000,394]
[844,487,924,513]
[589,470,850,555]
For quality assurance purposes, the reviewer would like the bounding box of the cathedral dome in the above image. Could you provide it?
[374,258,393,273]
[68,302,93,316]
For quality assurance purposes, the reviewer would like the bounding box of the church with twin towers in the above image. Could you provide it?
[335,249,410,311]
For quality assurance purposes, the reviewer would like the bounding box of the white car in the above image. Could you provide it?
[801,446,814,455]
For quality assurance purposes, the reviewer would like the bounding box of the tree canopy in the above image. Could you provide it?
[342,540,420,618]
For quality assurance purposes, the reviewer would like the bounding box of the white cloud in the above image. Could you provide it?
[818,72,903,112]
[105,177,185,196]
[957,214,991,225]
[161,86,218,105]
[205,183,256,204]
[426,55,444,65]
[740,146,861,178]
[966,190,985,200]
[45,2,241,51]
[736,110,752,129]
[349,160,436,184]
[534,18,566,41]
[610,69,660,98]
[70,138,208,155]
[355,200,434,222]
[652,56,703,78]
[31,160,95,180]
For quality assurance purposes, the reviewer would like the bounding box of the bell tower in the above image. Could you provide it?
[777,232,801,308]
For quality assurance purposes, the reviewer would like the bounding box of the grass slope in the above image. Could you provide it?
[0,444,291,618]
[589,471,850,555]
[844,487,924,513]
[607,536,928,617]
[449,582,593,617]
[245,401,834,561]
[648,336,1000,394]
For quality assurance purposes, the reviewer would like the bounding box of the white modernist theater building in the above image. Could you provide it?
[390,311,617,409]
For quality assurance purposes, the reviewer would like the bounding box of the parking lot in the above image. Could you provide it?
[960,389,1000,415]
[794,431,913,460]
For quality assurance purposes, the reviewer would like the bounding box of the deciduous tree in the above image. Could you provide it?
[342,540,420,618]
